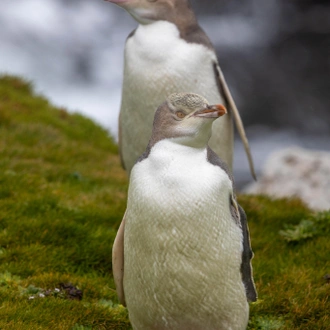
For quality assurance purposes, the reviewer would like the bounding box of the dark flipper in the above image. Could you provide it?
[238,204,257,302]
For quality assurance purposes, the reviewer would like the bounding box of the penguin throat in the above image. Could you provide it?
[128,8,158,25]
[170,130,211,149]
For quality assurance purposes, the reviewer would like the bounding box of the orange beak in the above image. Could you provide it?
[194,104,227,118]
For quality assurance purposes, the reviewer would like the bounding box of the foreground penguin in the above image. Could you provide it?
[112,93,257,330]
[106,0,256,179]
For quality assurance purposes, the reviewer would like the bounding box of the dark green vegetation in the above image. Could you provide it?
[0,75,329,329]
[240,196,330,329]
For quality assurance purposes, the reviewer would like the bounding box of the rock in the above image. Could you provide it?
[244,147,330,211]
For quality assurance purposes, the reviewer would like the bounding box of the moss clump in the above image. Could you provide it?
[279,211,330,243]
[0,75,329,329]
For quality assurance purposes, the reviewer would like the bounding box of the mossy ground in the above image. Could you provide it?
[0,75,329,329]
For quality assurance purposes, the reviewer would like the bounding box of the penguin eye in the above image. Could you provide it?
[176,111,186,119]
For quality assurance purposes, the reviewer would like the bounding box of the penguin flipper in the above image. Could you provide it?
[213,63,257,180]
[237,203,258,302]
[112,213,126,306]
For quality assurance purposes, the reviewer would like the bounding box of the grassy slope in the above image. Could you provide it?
[0,75,329,329]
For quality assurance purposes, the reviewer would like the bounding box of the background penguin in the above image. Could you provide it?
[112,93,257,330]
[106,0,256,179]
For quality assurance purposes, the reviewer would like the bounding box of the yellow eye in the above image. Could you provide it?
[176,111,185,119]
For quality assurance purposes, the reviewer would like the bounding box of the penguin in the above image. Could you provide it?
[112,93,257,330]
[106,0,256,179]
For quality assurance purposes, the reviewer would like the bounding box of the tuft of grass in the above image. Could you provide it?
[279,211,330,243]
[249,315,285,330]
[0,75,329,329]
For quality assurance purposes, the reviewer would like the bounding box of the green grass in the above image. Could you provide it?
[0,75,129,329]
[240,196,330,329]
[0,75,329,329]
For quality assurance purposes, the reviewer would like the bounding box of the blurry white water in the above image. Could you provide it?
[0,0,134,135]
[1,0,329,186]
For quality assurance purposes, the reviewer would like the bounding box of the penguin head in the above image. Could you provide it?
[150,93,227,148]
[105,0,195,25]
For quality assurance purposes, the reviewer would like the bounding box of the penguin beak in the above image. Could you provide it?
[194,104,227,118]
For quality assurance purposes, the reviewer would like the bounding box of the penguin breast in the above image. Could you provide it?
[124,21,220,103]
[123,141,248,330]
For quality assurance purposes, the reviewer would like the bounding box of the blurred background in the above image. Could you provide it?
[1,0,329,186]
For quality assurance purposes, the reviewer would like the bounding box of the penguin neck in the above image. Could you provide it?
[165,9,198,40]
[131,20,214,62]
[170,133,211,149]
[132,2,198,36]
[136,20,180,41]
[149,125,212,151]
[149,139,208,169]
[134,7,199,42]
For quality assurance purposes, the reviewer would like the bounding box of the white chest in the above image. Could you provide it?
[129,141,230,217]
[124,21,220,103]
[124,141,247,329]
[127,140,239,260]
